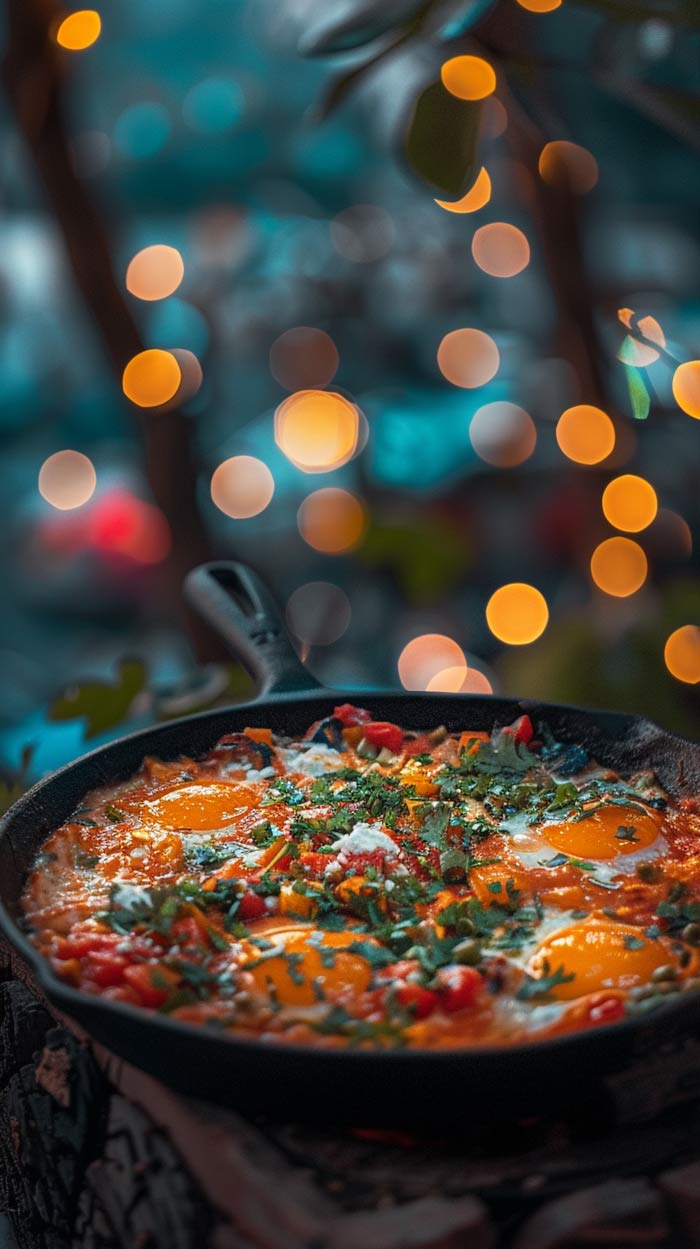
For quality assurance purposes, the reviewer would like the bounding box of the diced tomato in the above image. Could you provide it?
[170,916,204,948]
[123,963,180,1009]
[101,984,142,1006]
[376,959,421,983]
[82,949,129,988]
[54,931,119,960]
[333,704,372,726]
[238,890,268,921]
[587,993,625,1026]
[395,982,439,1020]
[298,851,333,875]
[435,965,483,1012]
[362,722,404,755]
[506,715,534,745]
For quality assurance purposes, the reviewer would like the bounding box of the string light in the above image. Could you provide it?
[556,404,615,464]
[297,488,367,554]
[54,10,101,49]
[275,390,359,472]
[210,457,274,519]
[590,537,647,597]
[469,401,537,467]
[601,475,657,532]
[440,56,496,101]
[122,349,181,407]
[126,245,184,301]
[664,626,700,684]
[472,223,530,278]
[286,582,351,646]
[435,167,491,214]
[398,635,467,691]
[437,328,499,389]
[672,360,700,418]
[269,328,339,391]
[38,451,96,510]
[486,584,549,645]
[538,141,598,194]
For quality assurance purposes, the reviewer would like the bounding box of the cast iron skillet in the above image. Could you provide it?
[2,561,700,1129]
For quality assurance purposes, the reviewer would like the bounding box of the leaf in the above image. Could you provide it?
[625,365,651,421]
[299,0,424,55]
[403,79,482,197]
[49,658,147,739]
[517,964,575,1001]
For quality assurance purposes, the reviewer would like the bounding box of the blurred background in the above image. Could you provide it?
[1,0,700,787]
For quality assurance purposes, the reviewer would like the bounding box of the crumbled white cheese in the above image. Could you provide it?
[330,822,400,860]
[278,744,343,777]
[245,765,277,782]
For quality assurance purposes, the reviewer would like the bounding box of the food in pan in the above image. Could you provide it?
[22,708,700,1048]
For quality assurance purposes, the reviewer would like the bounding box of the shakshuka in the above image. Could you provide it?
[22,707,700,1048]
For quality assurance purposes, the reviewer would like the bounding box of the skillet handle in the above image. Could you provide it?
[184,561,324,697]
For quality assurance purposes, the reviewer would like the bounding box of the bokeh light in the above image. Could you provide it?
[672,360,700,418]
[664,626,700,684]
[469,401,537,467]
[182,78,243,134]
[269,328,339,391]
[440,56,496,102]
[617,309,666,367]
[486,583,549,645]
[275,390,359,472]
[286,582,351,646]
[437,328,499,389]
[435,167,491,214]
[55,10,101,50]
[126,245,184,301]
[297,488,367,554]
[516,0,562,10]
[460,666,494,694]
[398,635,467,691]
[170,349,203,404]
[648,509,693,560]
[426,665,494,694]
[556,404,616,464]
[38,451,96,511]
[113,103,171,160]
[88,492,171,564]
[590,537,648,597]
[210,456,274,519]
[601,474,657,532]
[330,205,394,264]
[538,141,598,194]
[472,223,530,278]
[122,349,181,407]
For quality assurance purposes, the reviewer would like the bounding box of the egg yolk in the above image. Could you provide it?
[529,918,684,1000]
[542,804,660,861]
[243,925,374,1007]
[144,782,257,830]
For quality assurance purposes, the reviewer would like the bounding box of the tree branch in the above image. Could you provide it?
[2,0,218,658]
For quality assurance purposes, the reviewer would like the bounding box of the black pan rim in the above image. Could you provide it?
[1,687,698,1069]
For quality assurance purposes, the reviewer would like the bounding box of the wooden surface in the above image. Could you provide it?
[2,942,700,1249]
